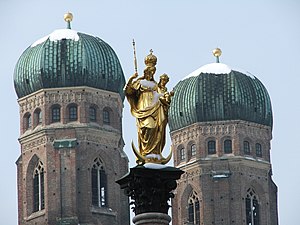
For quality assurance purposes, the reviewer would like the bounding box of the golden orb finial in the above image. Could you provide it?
[64,12,73,22]
[213,48,222,63]
[64,12,73,29]
[213,48,222,57]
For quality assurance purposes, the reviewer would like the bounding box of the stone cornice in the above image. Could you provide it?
[76,129,121,148]
[19,125,122,151]
[170,120,271,145]
[176,156,270,172]
[18,86,123,115]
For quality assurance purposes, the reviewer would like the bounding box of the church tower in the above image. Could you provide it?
[169,49,278,225]
[14,13,129,225]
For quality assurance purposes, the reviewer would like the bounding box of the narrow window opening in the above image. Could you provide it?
[191,144,196,157]
[244,141,250,155]
[208,140,216,154]
[188,201,194,223]
[187,191,200,225]
[27,114,32,129]
[103,109,110,125]
[224,139,232,154]
[89,107,97,122]
[69,105,78,121]
[255,143,262,157]
[245,188,260,225]
[34,109,42,126]
[179,148,185,161]
[33,161,45,212]
[38,111,42,124]
[92,157,107,207]
[52,106,61,123]
[195,200,200,224]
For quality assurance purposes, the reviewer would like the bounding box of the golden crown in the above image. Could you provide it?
[144,49,157,67]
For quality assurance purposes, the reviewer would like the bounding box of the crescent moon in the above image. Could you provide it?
[131,140,146,165]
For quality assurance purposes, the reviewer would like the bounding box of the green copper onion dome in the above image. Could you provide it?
[169,50,273,131]
[14,13,125,100]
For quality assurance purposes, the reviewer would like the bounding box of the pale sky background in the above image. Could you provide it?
[0,1,299,224]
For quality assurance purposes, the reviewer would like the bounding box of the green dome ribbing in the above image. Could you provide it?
[169,64,273,131]
[14,29,125,99]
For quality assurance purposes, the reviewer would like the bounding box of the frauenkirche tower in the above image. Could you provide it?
[14,13,129,225]
[169,49,278,225]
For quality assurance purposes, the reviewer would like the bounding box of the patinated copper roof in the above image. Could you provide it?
[169,68,273,131]
[14,29,125,100]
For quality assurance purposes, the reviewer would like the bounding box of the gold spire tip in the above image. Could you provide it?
[213,48,222,57]
[64,12,73,22]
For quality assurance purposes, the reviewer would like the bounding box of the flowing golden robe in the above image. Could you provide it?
[125,79,168,157]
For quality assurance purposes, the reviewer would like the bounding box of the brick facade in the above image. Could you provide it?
[15,73,279,225]
[16,87,130,225]
[171,120,278,225]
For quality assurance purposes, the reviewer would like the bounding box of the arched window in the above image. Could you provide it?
[245,188,259,225]
[188,191,200,225]
[224,139,232,154]
[28,115,32,129]
[69,105,78,121]
[191,144,196,157]
[52,105,61,123]
[208,140,216,155]
[34,109,42,126]
[179,147,185,161]
[255,143,262,157]
[244,141,250,155]
[103,109,110,125]
[24,113,32,130]
[89,106,97,122]
[91,157,107,207]
[33,161,45,212]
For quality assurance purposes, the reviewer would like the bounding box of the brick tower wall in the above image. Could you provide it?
[16,87,129,225]
[170,120,278,225]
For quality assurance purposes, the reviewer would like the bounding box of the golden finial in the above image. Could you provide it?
[144,49,157,67]
[64,12,73,29]
[213,48,222,63]
[64,12,73,22]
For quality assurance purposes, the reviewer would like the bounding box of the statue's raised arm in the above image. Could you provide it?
[124,72,139,96]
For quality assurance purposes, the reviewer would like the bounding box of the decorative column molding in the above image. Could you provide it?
[133,213,171,225]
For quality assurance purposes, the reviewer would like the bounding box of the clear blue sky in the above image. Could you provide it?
[0,1,299,224]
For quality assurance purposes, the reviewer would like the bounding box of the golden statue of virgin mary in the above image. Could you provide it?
[124,50,173,165]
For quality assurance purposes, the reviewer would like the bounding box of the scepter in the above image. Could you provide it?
[132,39,138,73]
